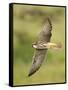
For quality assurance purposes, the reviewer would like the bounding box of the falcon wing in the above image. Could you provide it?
[28,18,52,76]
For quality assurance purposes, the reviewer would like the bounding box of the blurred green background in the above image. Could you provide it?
[13,4,65,86]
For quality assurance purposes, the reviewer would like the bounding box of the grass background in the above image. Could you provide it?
[13,4,65,86]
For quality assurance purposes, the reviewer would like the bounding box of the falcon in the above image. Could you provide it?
[28,18,62,76]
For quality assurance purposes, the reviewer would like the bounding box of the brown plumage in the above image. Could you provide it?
[28,18,52,76]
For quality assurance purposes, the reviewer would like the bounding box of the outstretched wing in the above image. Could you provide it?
[28,18,52,76]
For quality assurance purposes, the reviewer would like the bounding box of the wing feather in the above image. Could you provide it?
[28,18,52,76]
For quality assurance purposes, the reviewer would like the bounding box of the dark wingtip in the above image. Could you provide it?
[28,72,32,77]
[28,73,32,77]
[28,70,36,77]
[42,17,52,29]
[28,66,40,77]
[28,72,34,77]
[28,69,34,77]
[47,17,52,31]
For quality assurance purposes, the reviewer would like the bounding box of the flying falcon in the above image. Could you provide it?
[28,18,62,76]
